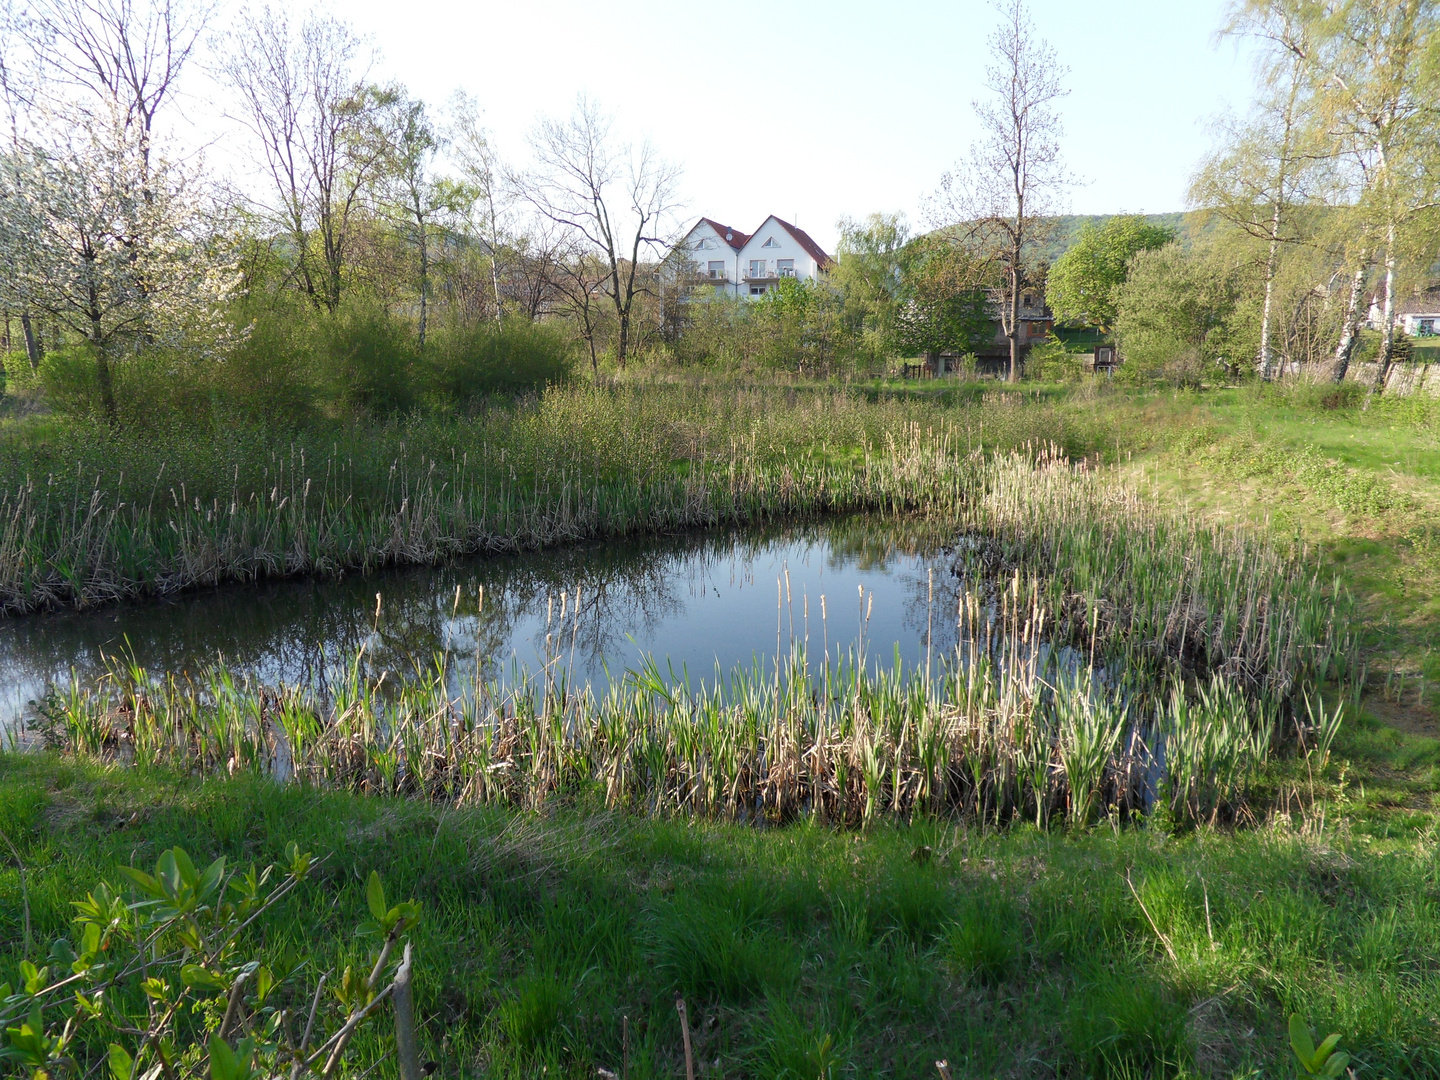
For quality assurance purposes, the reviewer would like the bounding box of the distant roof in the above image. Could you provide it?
[687,215,832,267]
[1373,282,1440,315]
[766,215,831,269]
[696,217,749,251]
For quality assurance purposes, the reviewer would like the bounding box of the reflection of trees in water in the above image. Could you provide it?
[0,516,962,719]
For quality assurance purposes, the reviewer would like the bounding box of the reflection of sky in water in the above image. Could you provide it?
[0,518,963,728]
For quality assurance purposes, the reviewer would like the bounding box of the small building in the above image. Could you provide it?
[677,215,832,298]
[971,288,1055,364]
[1367,284,1440,338]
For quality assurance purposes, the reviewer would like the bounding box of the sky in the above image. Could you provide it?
[189,0,1262,254]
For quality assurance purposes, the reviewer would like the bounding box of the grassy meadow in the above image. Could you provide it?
[2,375,1438,1078]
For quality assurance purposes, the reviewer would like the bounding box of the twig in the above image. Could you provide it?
[218,969,250,1040]
[289,973,328,1080]
[675,994,694,1080]
[393,943,421,1080]
[312,983,395,1076]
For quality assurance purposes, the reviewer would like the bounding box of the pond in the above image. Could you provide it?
[0,516,968,731]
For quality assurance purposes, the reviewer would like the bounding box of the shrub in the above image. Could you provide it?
[317,303,420,416]
[427,318,574,405]
[0,846,422,1080]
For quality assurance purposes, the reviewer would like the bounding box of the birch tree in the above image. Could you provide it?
[930,0,1069,383]
[1305,0,1440,383]
[1193,1,1322,380]
[221,8,386,312]
[448,91,509,323]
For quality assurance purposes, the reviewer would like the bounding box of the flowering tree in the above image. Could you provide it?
[0,103,237,418]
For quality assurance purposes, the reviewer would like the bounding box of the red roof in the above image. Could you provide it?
[698,217,750,251]
[768,215,832,270]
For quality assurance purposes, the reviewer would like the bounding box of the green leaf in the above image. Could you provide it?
[1289,1014,1316,1070]
[197,858,227,902]
[365,872,386,922]
[155,852,181,899]
[181,965,225,991]
[108,1044,134,1080]
[171,848,198,889]
[116,866,163,899]
[253,967,273,1005]
[1314,1032,1341,1063]
[207,1036,239,1080]
[1320,1051,1350,1079]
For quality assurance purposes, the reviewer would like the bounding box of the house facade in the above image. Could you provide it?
[678,215,832,298]
[1367,284,1440,338]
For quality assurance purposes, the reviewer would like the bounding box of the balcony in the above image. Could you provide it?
[744,264,797,281]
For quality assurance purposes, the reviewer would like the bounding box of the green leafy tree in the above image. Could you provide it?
[893,235,994,356]
[831,213,910,361]
[1114,242,1257,381]
[1047,216,1175,333]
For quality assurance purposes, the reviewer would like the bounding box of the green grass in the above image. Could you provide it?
[3,754,1437,1079]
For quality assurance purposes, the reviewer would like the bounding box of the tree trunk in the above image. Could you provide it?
[487,197,504,324]
[94,341,117,421]
[1371,224,1398,394]
[417,224,429,349]
[1257,201,1283,381]
[1007,264,1021,384]
[20,313,43,373]
[1329,254,1369,384]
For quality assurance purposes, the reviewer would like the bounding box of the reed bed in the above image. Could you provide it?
[0,383,1104,614]
[33,553,1343,830]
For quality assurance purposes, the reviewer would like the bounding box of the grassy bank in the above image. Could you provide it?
[2,755,1436,1079]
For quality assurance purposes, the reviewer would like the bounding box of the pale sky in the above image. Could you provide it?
[188,0,1260,253]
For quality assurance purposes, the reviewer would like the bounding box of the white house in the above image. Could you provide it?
[1367,284,1440,338]
[677,215,832,298]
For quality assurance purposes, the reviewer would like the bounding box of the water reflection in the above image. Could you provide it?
[0,516,964,726]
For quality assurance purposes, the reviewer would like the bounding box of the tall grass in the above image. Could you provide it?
[0,383,1111,613]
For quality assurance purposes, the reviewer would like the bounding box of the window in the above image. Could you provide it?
[762,237,780,248]
[750,285,766,295]
[777,259,795,277]
[749,259,767,278]
[708,261,726,279]
[1022,293,1034,307]
[696,237,713,250]
[1420,318,1436,336]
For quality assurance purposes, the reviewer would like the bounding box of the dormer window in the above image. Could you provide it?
[1023,293,1034,307]
[762,237,780,248]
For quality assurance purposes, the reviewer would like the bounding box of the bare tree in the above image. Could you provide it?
[19,0,213,171]
[448,91,509,324]
[524,95,682,369]
[221,7,385,312]
[930,0,1069,383]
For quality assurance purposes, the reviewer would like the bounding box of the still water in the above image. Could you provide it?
[0,517,965,728]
